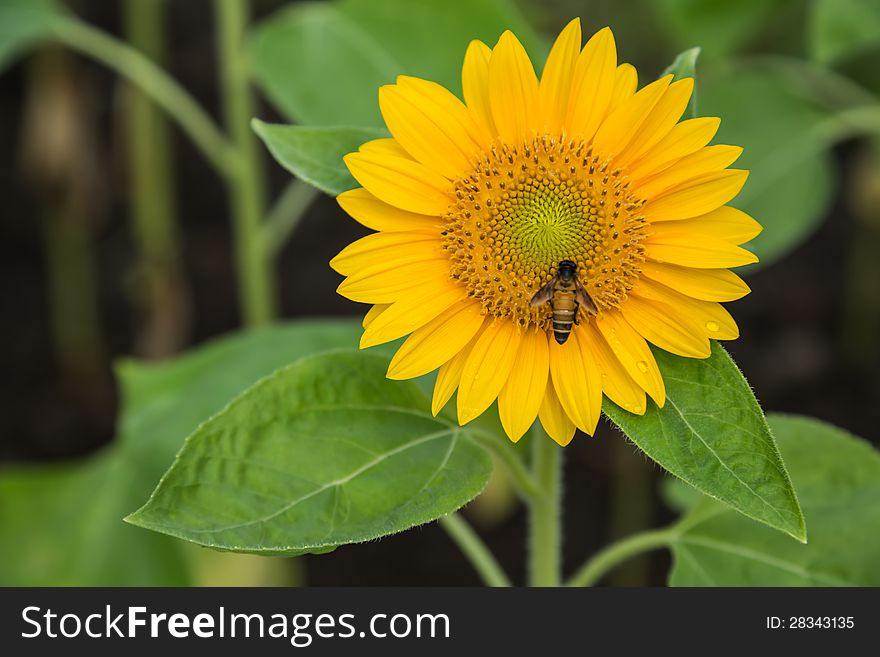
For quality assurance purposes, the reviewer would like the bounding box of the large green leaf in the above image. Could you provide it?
[247,0,544,126]
[118,319,362,471]
[127,351,492,554]
[604,342,805,542]
[0,320,362,585]
[699,66,835,269]
[809,0,880,65]
[668,414,880,586]
[252,121,384,195]
[0,0,61,72]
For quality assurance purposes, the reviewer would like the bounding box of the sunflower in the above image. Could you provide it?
[330,19,761,446]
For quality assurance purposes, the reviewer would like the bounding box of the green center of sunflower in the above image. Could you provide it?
[442,134,648,329]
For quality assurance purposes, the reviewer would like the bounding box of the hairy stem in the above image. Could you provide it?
[566,528,674,587]
[439,514,512,587]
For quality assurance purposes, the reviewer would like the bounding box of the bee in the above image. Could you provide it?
[529,260,598,345]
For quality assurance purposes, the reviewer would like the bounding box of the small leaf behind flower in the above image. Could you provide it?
[127,351,492,554]
[662,47,700,118]
[252,120,385,195]
[603,342,806,542]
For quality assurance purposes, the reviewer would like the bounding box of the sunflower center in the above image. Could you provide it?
[442,134,648,329]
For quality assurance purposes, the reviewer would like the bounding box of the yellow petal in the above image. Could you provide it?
[645,227,759,268]
[330,230,441,276]
[431,333,480,417]
[358,138,410,158]
[538,18,582,135]
[594,310,665,406]
[565,26,617,141]
[457,319,523,425]
[337,258,449,303]
[538,379,577,446]
[489,30,539,143]
[593,75,671,160]
[360,280,467,349]
[337,188,442,232]
[636,145,743,200]
[627,117,721,181]
[462,40,498,138]
[362,304,389,328]
[632,277,739,341]
[380,77,485,178]
[582,322,646,414]
[608,63,637,113]
[641,261,751,302]
[663,206,763,244]
[614,77,694,168]
[640,169,749,222]
[620,295,711,358]
[386,300,484,379]
[548,328,602,435]
[498,329,550,442]
[343,150,451,216]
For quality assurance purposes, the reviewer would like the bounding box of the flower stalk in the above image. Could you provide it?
[528,425,563,586]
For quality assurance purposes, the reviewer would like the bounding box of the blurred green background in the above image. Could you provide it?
[1,0,879,586]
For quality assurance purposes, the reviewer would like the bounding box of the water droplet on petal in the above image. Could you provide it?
[706,321,720,332]
[636,360,649,373]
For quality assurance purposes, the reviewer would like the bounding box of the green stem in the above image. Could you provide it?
[528,426,563,586]
[262,179,320,259]
[43,204,105,390]
[53,15,233,177]
[565,528,674,587]
[439,514,511,587]
[215,0,276,325]
[123,0,190,358]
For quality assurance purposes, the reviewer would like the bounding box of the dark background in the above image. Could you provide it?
[1,0,878,586]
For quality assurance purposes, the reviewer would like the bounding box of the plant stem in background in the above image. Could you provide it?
[439,514,512,587]
[528,426,563,586]
[215,0,275,325]
[21,49,108,407]
[841,149,880,369]
[53,16,233,177]
[605,440,655,586]
[262,179,320,259]
[566,528,673,587]
[123,0,191,358]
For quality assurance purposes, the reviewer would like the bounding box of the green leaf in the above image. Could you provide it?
[127,351,492,554]
[252,121,384,195]
[118,319,363,472]
[810,0,880,65]
[0,0,61,72]
[248,0,544,126]
[668,414,880,586]
[0,320,362,585]
[699,66,835,269]
[0,449,189,586]
[662,47,700,118]
[603,342,805,542]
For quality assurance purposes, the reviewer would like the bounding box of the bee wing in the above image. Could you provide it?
[530,280,555,307]
[575,281,599,316]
